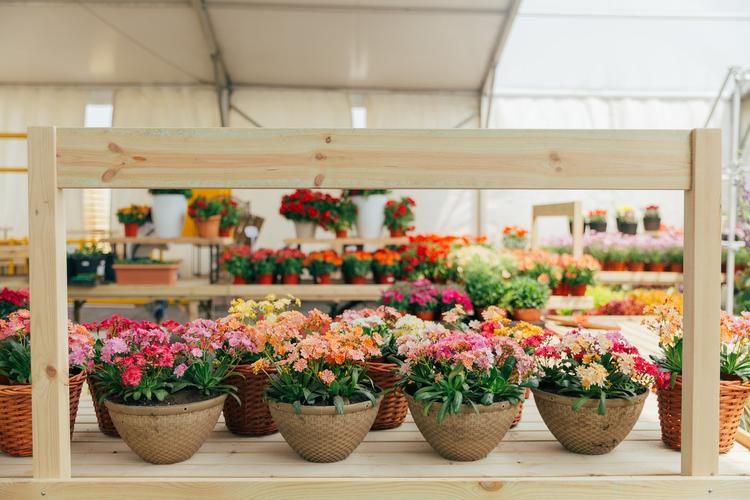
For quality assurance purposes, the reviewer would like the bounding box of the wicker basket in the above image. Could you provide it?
[657,377,750,453]
[0,371,86,457]
[86,375,120,437]
[510,387,531,429]
[222,364,277,436]
[533,388,648,455]
[367,361,408,430]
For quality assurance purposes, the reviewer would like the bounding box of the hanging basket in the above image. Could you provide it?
[222,365,277,436]
[0,371,86,457]
[657,376,750,453]
[87,375,120,437]
[367,361,408,430]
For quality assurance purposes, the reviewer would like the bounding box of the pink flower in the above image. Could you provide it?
[121,365,142,386]
[318,369,336,385]
[173,363,188,377]
[101,337,128,363]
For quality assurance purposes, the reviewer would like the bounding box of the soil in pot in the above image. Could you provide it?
[223,366,277,436]
[105,391,226,464]
[512,308,542,322]
[268,397,381,462]
[407,395,518,461]
[532,388,648,455]
[195,215,221,238]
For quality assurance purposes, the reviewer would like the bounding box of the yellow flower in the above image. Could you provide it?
[575,363,608,390]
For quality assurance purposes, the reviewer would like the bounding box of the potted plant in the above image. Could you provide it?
[304,250,341,284]
[189,195,223,238]
[408,279,439,320]
[523,262,563,295]
[218,196,240,237]
[667,245,683,273]
[319,196,356,237]
[264,312,382,462]
[643,204,661,231]
[113,258,181,285]
[345,189,391,239]
[604,243,628,272]
[533,329,654,454]
[383,197,415,237]
[0,288,28,319]
[507,276,549,322]
[372,248,401,284]
[586,209,608,233]
[560,255,598,296]
[438,285,474,316]
[342,251,372,284]
[0,310,93,456]
[149,189,193,238]
[644,241,667,272]
[93,319,243,464]
[627,243,647,272]
[250,248,276,284]
[380,281,411,313]
[643,304,750,453]
[502,225,528,249]
[223,295,304,436]
[68,244,111,283]
[462,263,512,317]
[275,248,305,284]
[221,245,252,284]
[279,189,332,238]
[116,204,151,237]
[616,206,638,235]
[397,311,534,461]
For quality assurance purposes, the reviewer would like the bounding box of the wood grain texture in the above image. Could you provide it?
[682,129,722,476]
[530,201,584,258]
[27,127,71,479]
[55,128,692,190]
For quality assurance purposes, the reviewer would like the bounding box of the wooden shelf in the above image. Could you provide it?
[102,236,234,246]
[283,237,409,247]
[547,295,593,310]
[595,271,684,286]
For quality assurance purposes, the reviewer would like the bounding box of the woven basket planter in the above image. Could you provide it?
[268,397,381,462]
[657,377,750,453]
[510,387,531,429]
[406,394,518,461]
[367,361,408,430]
[0,371,86,457]
[105,394,226,464]
[222,364,277,436]
[86,375,119,437]
[533,388,648,455]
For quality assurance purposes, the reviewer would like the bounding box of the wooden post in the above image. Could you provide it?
[571,201,584,259]
[28,126,71,479]
[681,128,721,476]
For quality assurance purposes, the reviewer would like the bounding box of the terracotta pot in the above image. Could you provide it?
[123,223,139,237]
[415,310,435,321]
[223,366,277,436]
[552,282,570,296]
[643,218,661,231]
[106,394,226,464]
[669,263,683,273]
[219,226,235,238]
[282,274,300,284]
[113,263,180,285]
[627,261,645,272]
[345,275,368,285]
[512,308,542,322]
[255,273,274,285]
[407,395,518,461]
[646,262,666,272]
[376,273,395,284]
[195,215,221,238]
[315,274,331,284]
[533,388,648,455]
[268,397,381,462]
[232,275,247,284]
[570,284,587,296]
[389,229,405,237]
[604,261,626,272]
[335,229,348,238]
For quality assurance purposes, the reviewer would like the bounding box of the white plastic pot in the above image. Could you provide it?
[294,221,317,239]
[351,194,388,239]
[151,194,188,238]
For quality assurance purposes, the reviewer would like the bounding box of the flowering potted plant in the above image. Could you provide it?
[149,189,193,238]
[643,304,750,453]
[667,245,683,272]
[342,251,373,284]
[93,319,244,464]
[372,248,401,283]
[0,310,94,456]
[263,311,383,462]
[502,225,528,249]
[627,243,648,272]
[604,243,628,271]
[408,279,439,320]
[643,204,661,231]
[507,276,549,322]
[560,255,599,296]
[116,204,151,237]
[462,263,512,316]
[250,248,276,284]
[524,262,563,295]
[224,295,304,436]
[345,189,391,239]
[319,196,356,237]
[533,330,655,454]
[221,245,252,284]
[383,197,416,237]
[586,209,608,233]
[218,196,240,237]
[188,195,223,238]
[0,288,28,319]
[381,282,411,312]
[279,189,334,238]
[274,248,305,284]
[397,311,534,460]
[616,205,638,235]
[438,285,474,316]
[304,250,341,284]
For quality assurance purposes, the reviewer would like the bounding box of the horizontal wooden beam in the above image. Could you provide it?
[532,202,577,218]
[2,478,750,500]
[55,128,692,190]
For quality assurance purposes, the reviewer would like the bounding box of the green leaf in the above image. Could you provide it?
[571,395,590,412]
[292,401,302,415]
[437,401,449,425]
[451,391,463,413]
[334,395,345,415]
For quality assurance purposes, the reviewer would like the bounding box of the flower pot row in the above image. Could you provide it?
[601,261,683,273]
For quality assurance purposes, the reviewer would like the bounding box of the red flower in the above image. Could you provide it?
[121,365,143,387]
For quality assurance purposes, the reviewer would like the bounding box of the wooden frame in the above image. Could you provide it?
[530,201,584,258]
[18,127,726,496]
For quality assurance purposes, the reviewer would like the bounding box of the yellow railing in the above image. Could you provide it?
[0,132,28,172]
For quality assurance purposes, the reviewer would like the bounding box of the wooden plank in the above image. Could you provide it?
[595,271,683,286]
[55,128,692,190]
[283,237,409,246]
[682,128,722,476]
[101,236,234,245]
[530,202,584,258]
[571,201,584,259]
[27,127,71,479]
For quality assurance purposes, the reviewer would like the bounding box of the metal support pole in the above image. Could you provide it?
[724,69,744,313]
